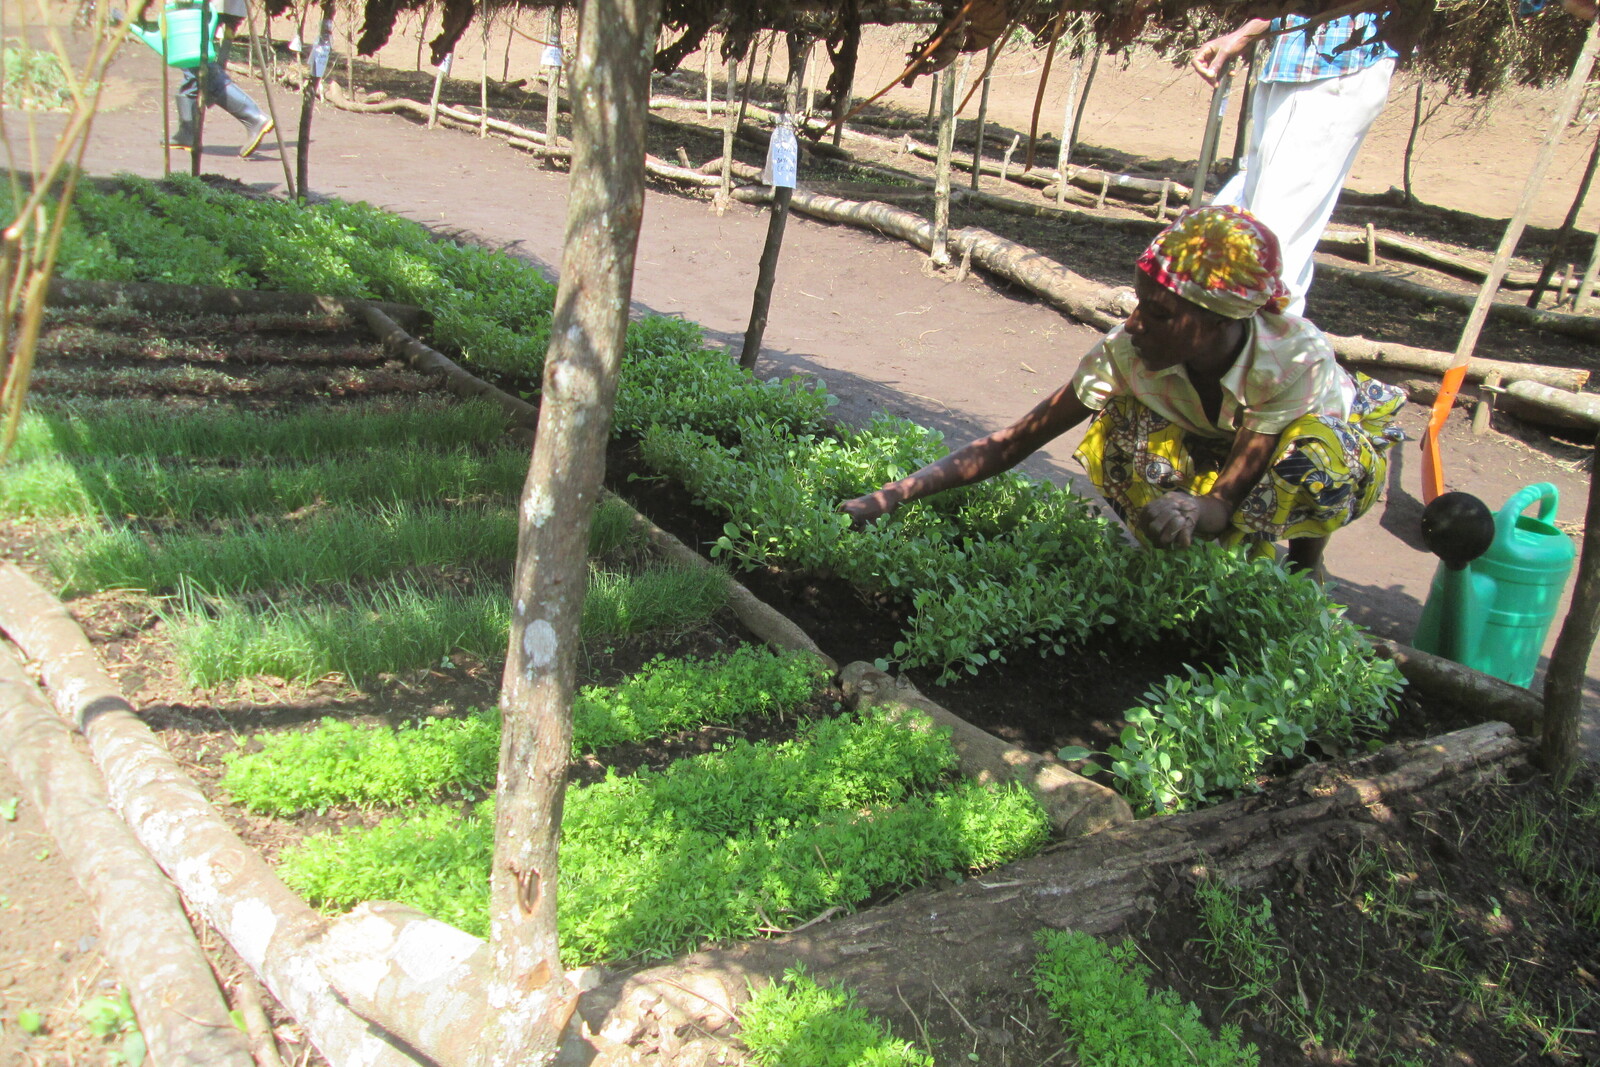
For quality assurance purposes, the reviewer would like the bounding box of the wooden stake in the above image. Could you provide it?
[479,2,489,137]
[718,53,737,209]
[1528,122,1600,308]
[428,52,449,128]
[1156,178,1170,221]
[1068,43,1098,175]
[704,40,713,118]
[741,184,792,370]
[1190,57,1233,208]
[969,42,996,192]
[297,13,334,200]
[1403,79,1424,205]
[1000,133,1019,184]
[1095,172,1108,210]
[1365,222,1377,267]
[243,2,296,197]
[1471,372,1500,435]
[932,55,958,267]
[543,6,561,150]
[1575,229,1600,313]
[1055,34,1087,207]
[1426,18,1600,503]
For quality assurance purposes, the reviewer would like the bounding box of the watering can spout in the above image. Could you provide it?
[116,3,216,69]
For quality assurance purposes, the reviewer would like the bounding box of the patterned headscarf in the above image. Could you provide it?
[1136,206,1291,319]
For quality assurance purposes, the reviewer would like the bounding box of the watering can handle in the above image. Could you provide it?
[1496,483,1559,536]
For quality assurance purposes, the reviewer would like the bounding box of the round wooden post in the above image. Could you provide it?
[932,54,959,266]
[971,41,995,192]
[297,12,334,201]
[739,185,793,371]
[190,4,210,178]
[1190,58,1234,208]
[243,1,296,197]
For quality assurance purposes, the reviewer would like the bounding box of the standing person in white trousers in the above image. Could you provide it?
[1192,15,1398,317]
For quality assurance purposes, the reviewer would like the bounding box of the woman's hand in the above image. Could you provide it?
[1141,491,1232,549]
[839,484,906,527]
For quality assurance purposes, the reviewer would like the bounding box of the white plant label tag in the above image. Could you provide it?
[762,122,798,189]
[439,52,453,74]
[541,45,563,69]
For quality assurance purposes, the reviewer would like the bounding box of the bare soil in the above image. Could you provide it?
[4,12,1600,1066]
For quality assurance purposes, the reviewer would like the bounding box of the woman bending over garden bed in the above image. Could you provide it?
[842,206,1405,578]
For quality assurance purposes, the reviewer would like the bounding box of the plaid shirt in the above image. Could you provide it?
[1259,14,1398,83]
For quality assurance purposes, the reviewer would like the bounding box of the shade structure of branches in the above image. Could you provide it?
[321,0,1597,118]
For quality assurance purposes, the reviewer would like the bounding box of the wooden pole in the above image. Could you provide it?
[1067,42,1098,176]
[1190,58,1234,208]
[932,50,958,267]
[738,35,807,371]
[719,52,737,207]
[1575,228,1600,313]
[1055,34,1086,207]
[1528,123,1600,308]
[243,2,296,197]
[190,4,209,178]
[1229,42,1256,172]
[1000,133,1019,184]
[1426,18,1600,503]
[830,10,859,149]
[502,8,514,80]
[736,37,758,133]
[1541,428,1600,780]
[1403,79,1424,205]
[971,41,995,192]
[543,6,561,150]
[297,12,333,201]
[926,70,939,130]
[479,2,489,137]
[428,52,450,127]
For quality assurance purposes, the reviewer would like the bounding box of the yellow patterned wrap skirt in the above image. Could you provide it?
[1074,374,1406,554]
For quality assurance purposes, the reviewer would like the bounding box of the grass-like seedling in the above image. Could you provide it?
[738,966,932,1066]
[222,646,828,812]
[279,708,1049,963]
[169,561,727,685]
[1193,879,1284,1004]
[12,398,510,463]
[53,504,520,596]
[0,447,529,520]
[1032,928,1259,1066]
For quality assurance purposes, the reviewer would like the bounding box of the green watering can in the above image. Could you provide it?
[123,3,216,69]
[1412,483,1575,688]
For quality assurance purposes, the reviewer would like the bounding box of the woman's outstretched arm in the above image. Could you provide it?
[840,382,1094,524]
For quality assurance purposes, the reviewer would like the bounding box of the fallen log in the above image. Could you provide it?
[1368,638,1543,735]
[572,722,1529,1052]
[733,186,1126,330]
[1501,379,1600,432]
[1324,264,1600,343]
[843,662,1133,836]
[0,646,254,1067]
[1325,333,1588,391]
[0,564,426,1067]
[357,302,538,432]
[1322,227,1542,289]
[46,277,425,334]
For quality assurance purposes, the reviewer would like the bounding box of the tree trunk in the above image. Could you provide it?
[1541,430,1600,779]
[1403,79,1424,206]
[298,12,335,199]
[543,6,561,150]
[474,0,662,1061]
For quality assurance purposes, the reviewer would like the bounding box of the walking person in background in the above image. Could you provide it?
[1191,14,1398,316]
[168,0,274,156]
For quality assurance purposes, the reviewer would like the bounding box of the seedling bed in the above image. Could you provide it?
[607,438,1484,776]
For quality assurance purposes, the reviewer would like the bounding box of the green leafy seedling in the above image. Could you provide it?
[0,796,17,821]
[17,1008,44,1034]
